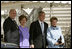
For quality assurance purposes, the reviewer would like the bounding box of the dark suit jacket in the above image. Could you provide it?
[3,17,19,45]
[29,20,48,48]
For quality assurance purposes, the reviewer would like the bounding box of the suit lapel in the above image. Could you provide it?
[37,20,46,34]
[37,20,42,33]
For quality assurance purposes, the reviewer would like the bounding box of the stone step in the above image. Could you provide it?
[57,23,71,26]
[45,15,71,18]
[45,18,71,21]
[43,8,50,10]
[44,11,71,13]
[45,22,71,26]
[45,20,71,23]
[57,20,71,23]
[48,24,70,27]
[45,14,71,16]
[45,20,71,22]
[43,8,71,11]
[52,14,71,16]
[52,9,71,11]
[45,13,71,15]
[45,17,70,21]
[47,23,71,27]
[52,8,71,10]
[51,13,71,15]
[52,11,71,13]
[56,16,71,18]
[43,9,71,12]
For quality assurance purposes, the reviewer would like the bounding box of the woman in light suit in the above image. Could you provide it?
[47,17,64,48]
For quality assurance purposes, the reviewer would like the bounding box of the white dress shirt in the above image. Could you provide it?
[38,20,44,35]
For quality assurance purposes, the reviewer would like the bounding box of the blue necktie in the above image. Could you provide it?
[41,22,45,47]
[41,22,44,35]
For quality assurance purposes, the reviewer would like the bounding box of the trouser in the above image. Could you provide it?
[42,35,45,48]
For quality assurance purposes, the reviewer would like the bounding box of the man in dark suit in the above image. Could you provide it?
[3,9,19,46]
[29,11,48,48]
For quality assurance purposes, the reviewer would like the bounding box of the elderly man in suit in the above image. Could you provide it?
[3,9,19,47]
[29,11,48,48]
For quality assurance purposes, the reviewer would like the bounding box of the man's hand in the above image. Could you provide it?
[46,45,48,48]
[30,44,34,48]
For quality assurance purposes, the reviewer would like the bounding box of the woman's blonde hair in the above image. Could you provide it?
[50,16,58,22]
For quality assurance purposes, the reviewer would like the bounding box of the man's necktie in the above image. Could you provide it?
[13,20,16,24]
[13,20,18,29]
[41,22,44,35]
[41,22,45,48]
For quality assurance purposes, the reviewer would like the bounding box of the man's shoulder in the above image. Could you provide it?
[44,22,48,26]
[4,17,11,22]
[4,17,12,24]
[31,20,38,24]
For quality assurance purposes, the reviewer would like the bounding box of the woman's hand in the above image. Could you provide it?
[55,42,59,45]
[55,42,64,45]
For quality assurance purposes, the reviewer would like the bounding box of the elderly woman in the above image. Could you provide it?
[19,15,29,48]
[47,17,64,48]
